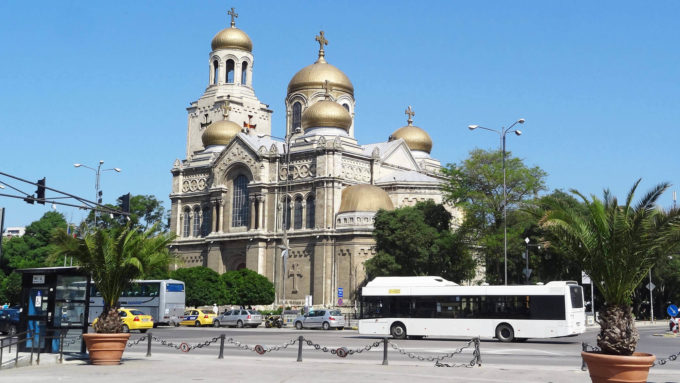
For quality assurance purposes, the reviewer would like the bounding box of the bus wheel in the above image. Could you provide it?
[495,323,514,342]
[390,323,407,339]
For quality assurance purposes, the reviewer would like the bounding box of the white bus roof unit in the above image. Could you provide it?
[365,276,459,288]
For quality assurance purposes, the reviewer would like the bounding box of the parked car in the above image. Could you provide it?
[294,310,345,330]
[213,309,262,328]
[0,307,20,336]
[92,308,153,333]
[179,309,215,327]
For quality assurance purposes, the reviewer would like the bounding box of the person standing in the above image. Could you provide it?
[212,303,218,315]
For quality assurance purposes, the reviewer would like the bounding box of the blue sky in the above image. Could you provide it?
[1,1,678,227]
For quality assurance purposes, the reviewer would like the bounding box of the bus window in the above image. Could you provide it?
[570,286,584,308]
[166,283,184,292]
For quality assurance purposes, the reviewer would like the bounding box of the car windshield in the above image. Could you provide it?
[250,311,261,315]
[130,310,146,316]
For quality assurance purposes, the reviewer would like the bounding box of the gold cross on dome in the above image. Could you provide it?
[222,101,232,119]
[405,106,415,125]
[315,31,328,62]
[323,80,333,99]
[228,7,238,27]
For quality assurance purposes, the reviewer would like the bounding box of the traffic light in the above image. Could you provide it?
[98,190,103,204]
[36,178,46,205]
[119,193,130,214]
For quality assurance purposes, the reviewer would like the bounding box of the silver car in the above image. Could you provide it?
[294,310,345,330]
[213,309,263,328]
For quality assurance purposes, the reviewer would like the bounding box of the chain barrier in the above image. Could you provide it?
[127,335,147,348]
[149,335,220,352]
[226,337,297,354]
[389,337,480,367]
[303,338,383,356]
[62,335,82,347]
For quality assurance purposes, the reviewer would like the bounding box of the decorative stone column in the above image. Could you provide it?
[218,199,225,233]
[257,195,265,230]
[211,200,218,234]
[301,200,307,229]
[249,195,257,230]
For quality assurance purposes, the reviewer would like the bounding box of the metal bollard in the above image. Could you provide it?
[474,337,482,366]
[382,337,388,365]
[581,342,588,371]
[59,331,65,364]
[297,336,304,362]
[147,332,152,357]
[218,334,225,359]
[1,342,4,368]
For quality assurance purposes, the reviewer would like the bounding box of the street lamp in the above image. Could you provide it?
[74,160,121,226]
[468,118,525,285]
[258,128,300,306]
[523,237,540,284]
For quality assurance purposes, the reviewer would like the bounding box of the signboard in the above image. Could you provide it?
[35,290,42,307]
[581,271,591,285]
[337,287,343,298]
[647,282,656,291]
[305,295,313,307]
[668,304,679,317]
[32,275,45,285]
[338,298,343,306]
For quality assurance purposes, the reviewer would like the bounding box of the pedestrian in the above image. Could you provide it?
[212,303,218,315]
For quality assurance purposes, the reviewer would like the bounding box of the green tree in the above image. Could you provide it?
[0,271,21,305]
[2,211,67,272]
[364,201,475,282]
[442,148,547,284]
[221,269,275,306]
[170,266,223,307]
[51,224,175,333]
[82,194,168,232]
[538,180,680,355]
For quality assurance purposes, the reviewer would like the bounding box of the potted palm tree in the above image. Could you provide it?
[52,224,175,365]
[538,180,680,382]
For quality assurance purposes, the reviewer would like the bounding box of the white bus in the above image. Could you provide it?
[88,279,186,326]
[358,276,586,342]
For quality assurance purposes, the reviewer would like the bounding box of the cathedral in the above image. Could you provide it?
[169,9,452,308]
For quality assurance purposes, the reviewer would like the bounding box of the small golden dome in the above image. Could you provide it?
[388,106,433,153]
[288,62,354,94]
[211,27,253,52]
[338,184,394,213]
[302,100,352,132]
[202,120,241,147]
[389,125,433,153]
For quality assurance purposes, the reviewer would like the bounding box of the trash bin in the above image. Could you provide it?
[282,310,299,327]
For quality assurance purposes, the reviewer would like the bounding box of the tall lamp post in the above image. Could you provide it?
[523,237,540,284]
[74,160,121,226]
[468,118,524,285]
[258,128,300,306]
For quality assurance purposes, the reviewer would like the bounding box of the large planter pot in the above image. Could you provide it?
[83,333,131,365]
[581,351,655,383]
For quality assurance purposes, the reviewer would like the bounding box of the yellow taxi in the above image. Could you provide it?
[92,308,154,333]
[179,309,216,327]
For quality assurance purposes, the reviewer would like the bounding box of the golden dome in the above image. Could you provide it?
[388,106,433,153]
[288,31,353,94]
[338,184,394,213]
[211,27,253,52]
[302,100,352,132]
[288,62,354,94]
[202,120,241,147]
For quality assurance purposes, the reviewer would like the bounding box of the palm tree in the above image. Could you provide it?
[538,180,680,355]
[52,224,175,333]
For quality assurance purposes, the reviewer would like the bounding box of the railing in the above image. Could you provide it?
[0,329,82,370]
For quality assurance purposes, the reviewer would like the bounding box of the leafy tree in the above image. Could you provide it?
[82,194,168,232]
[2,211,67,272]
[442,148,547,284]
[364,201,475,282]
[538,180,680,355]
[0,271,21,305]
[170,266,224,307]
[221,269,275,306]
[51,224,175,333]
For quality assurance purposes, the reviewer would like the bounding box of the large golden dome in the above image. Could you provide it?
[338,184,394,213]
[302,100,352,132]
[388,106,433,153]
[202,120,241,147]
[287,31,353,94]
[211,27,252,52]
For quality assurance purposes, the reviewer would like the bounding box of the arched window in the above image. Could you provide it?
[292,102,302,131]
[193,208,201,237]
[241,61,248,85]
[226,59,235,83]
[282,196,292,230]
[232,175,249,227]
[306,195,315,229]
[294,197,303,230]
[201,207,211,236]
[342,103,350,111]
[212,60,219,84]
[182,209,191,237]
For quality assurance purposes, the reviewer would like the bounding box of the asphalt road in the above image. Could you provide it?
[119,323,680,370]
